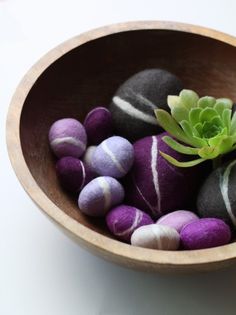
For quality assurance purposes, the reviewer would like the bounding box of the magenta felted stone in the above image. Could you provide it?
[49,118,87,158]
[106,205,153,242]
[84,107,113,145]
[92,136,134,178]
[180,218,231,250]
[124,132,208,219]
[78,176,124,217]
[157,210,199,233]
[56,157,93,193]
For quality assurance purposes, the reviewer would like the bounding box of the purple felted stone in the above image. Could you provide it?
[131,224,180,250]
[84,107,113,145]
[180,218,231,250]
[106,205,153,242]
[49,118,87,158]
[157,210,199,233]
[56,157,93,193]
[124,132,208,219]
[82,145,97,174]
[78,176,124,217]
[92,136,134,178]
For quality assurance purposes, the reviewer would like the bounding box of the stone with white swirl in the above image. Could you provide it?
[49,118,87,158]
[78,176,124,217]
[106,205,153,242]
[131,224,180,250]
[92,136,134,178]
[109,69,183,141]
[124,132,206,219]
[197,160,236,228]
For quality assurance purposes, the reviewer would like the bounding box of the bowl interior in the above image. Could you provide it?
[20,29,236,239]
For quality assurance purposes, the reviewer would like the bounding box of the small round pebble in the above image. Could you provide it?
[78,176,124,217]
[157,210,199,233]
[82,145,97,173]
[131,224,180,250]
[84,107,113,145]
[93,136,134,178]
[180,218,231,250]
[106,205,153,242]
[56,157,93,193]
[49,118,87,158]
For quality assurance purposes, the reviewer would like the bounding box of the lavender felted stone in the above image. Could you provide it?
[180,218,231,250]
[56,157,93,193]
[49,118,87,158]
[78,176,124,217]
[131,224,180,250]
[84,107,113,145]
[124,132,207,219]
[197,160,236,228]
[92,136,134,178]
[110,69,183,141]
[106,205,153,242]
[157,210,199,233]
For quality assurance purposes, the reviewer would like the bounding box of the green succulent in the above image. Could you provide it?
[154,89,236,167]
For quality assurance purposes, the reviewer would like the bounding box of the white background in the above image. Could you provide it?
[1,0,236,314]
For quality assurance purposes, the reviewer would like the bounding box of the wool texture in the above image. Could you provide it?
[56,157,93,193]
[131,224,180,250]
[84,107,113,145]
[124,132,207,219]
[180,218,231,250]
[197,160,236,228]
[93,136,134,178]
[106,205,153,242]
[78,176,124,217]
[109,68,183,141]
[49,118,87,158]
[157,210,199,233]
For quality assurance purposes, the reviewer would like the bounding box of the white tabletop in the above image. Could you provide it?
[1,1,236,314]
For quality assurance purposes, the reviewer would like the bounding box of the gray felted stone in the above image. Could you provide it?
[197,160,236,229]
[109,69,183,141]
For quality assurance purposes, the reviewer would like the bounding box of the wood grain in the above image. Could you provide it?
[6,21,236,272]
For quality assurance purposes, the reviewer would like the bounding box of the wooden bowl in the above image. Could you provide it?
[6,21,236,272]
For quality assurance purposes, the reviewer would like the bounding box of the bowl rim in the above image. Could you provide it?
[6,20,236,272]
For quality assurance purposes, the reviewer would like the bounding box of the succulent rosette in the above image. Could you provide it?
[155,89,235,167]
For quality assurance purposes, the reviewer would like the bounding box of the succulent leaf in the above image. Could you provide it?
[162,136,199,155]
[155,89,235,168]
[160,151,206,167]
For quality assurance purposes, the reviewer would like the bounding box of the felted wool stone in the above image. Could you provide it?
[82,145,97,173]
[56,157,93,193]
[157,210,199,233]
[124,132,207,219]
[110,68,183,141]
[92,136,134,178]
[197,160,236,228]
[106,205,153,242]
[78,176,124,217]
[49,118,87,158]
[131,224,180,250]
[84,107,113,145]
[180,218,231,250]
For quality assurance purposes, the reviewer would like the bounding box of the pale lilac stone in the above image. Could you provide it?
[78,176,124,217]
[157,210,199,232]
[93,136,134,178]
